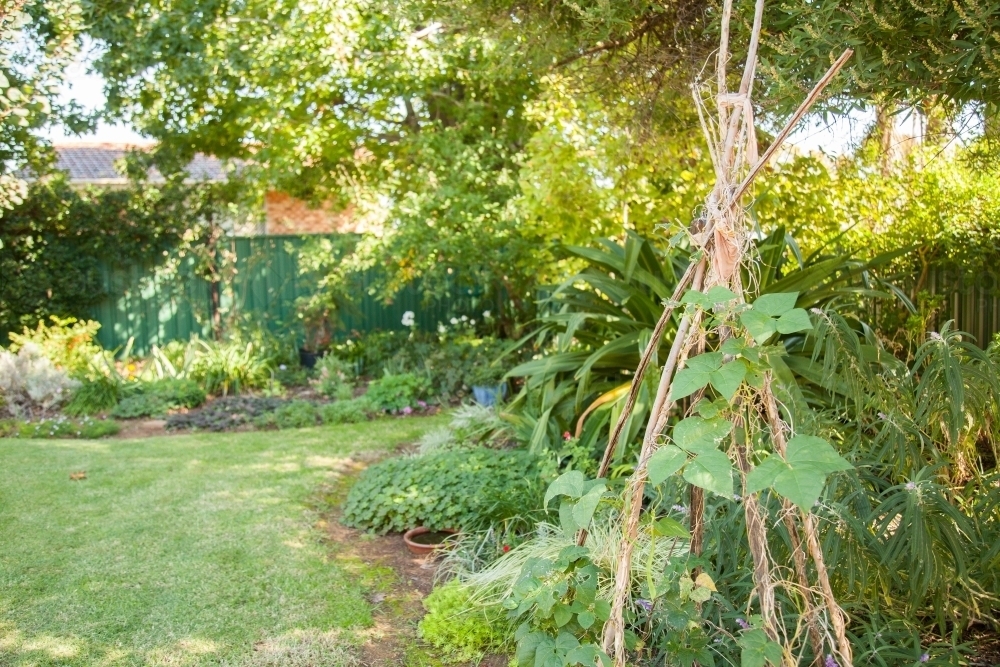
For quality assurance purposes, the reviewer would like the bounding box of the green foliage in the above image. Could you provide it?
[255,400,319,430]
[64,376,121,416]
[0,180,188,341]
[418,581,510,663]
[165,396,286,432]
[506,231,895,456]
[763,0,1000,113]
[341,449,544,533]
[2,415,120,439]
[189,340,272,396]
[319,399,371,425]
[315,355,355,399]
[544,471,608,537]
[7,316,103,377]
[109,378,205,420]
[365,372,432,412]
[507,545,612,667]
[0,0,86,217]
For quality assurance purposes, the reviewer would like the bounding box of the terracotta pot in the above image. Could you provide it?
[402,526,458,556]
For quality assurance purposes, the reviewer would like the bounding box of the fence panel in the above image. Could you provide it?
[87,234,491,354]
[926,265,1000,346]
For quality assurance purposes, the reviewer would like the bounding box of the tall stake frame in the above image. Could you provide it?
[579,3,856,664]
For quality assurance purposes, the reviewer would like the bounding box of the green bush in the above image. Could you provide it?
[2,416,121,439]
[319,399,370,424]
[142,378,206,408]
[255,400,319,429]
[365,372,432,412]
[189,340,271,395]
[341,449,544,533]
[315,355,355,398]
[7,316,103,378]
[63,376,121,416]
[418,581,510,663]
[110,379,206,419]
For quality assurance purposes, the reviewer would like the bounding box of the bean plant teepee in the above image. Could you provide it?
[577,2,856,665]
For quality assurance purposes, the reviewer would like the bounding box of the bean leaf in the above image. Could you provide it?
[682,449,733,497]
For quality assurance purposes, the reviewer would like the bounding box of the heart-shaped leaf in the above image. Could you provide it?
[740,309,778,344]
[545,470,586,507]
[673,415,732,453]
[709,359,748,400]
[785,435,851,473]
[772,464,829,510]
[647,445,686,485]
[775,308,813,334]
[682,449,733,497]
[753,292,799,316]
[653,516,691,538]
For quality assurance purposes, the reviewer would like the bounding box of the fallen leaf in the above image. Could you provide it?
[69,471,86,481]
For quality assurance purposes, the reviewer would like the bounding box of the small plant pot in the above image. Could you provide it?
[472,383,507,407]
[298,347,327,369]
[402,527,458,556]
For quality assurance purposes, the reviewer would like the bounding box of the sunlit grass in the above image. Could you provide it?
[0,416,447,666]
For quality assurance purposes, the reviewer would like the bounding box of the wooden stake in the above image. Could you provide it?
[733,49,854,201]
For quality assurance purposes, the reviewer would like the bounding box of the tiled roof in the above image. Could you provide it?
[52,143,228,183]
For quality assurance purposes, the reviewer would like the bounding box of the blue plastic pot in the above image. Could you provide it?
[472,383,508,407]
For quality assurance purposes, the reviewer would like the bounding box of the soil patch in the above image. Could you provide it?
[114,418,178,439]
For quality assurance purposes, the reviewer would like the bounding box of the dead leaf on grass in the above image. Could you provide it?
[69,471,86,481]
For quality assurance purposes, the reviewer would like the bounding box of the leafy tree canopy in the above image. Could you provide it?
[0,0,89,214]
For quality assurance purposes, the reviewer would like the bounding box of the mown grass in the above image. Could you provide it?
[0,415,448,667]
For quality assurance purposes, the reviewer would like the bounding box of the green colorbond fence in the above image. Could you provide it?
[88,235,495,354]
[87,237,1000,355]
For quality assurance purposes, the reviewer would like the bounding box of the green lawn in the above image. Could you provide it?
[0,416,446,667]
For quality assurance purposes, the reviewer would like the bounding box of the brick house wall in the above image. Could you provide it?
[51,143,371,237]
[263,192,360,235]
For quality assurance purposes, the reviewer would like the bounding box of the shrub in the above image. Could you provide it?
[111,394,168,419]
[341,449,544,533]
[319,399,371,425]
[3,415,121,439]
[418,581,510,663]
[7,316,103,378]
[365,372,431,412]
[315,355,355,398]
[189,340,271,395]
[166,396,286,431]
[255,400,319,430]
[64,375,121,416]
[0,343,80,417]
[110,378,206,419]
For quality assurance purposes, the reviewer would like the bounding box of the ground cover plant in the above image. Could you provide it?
[111,378,207,419]
[0,415,448,666]
[341,448,546,533]
[0,415,120,439]
[365,372,432,413]
[165,395,288,431]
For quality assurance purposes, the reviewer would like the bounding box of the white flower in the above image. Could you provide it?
[401,311,416,327]
[482,310,491,319]
[279,364,287,370]
[437,324,447,334]
[450,317,459,325]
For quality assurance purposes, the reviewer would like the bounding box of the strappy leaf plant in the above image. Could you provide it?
[505,229,900,463]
